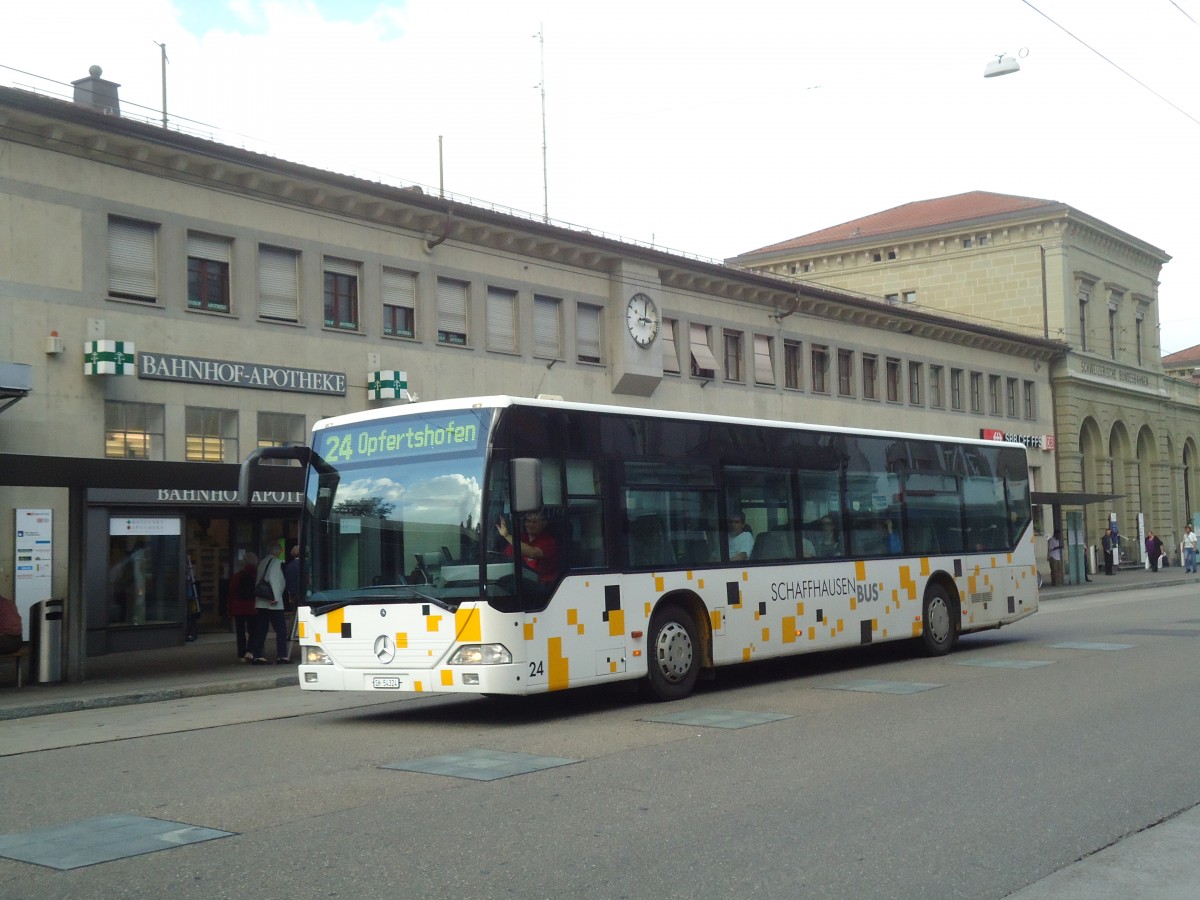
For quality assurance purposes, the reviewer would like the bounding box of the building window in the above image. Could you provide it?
[903,290,917,304]
[1023,380,1036,419]
[908,362,923,405]
[884,293,899,305]
[950,368,963,411]
[108,216,158,303]
[1006,378,1019,417]
[862,353,878,400]
[486,286,518,352]
[886,357,901,402]
[723,330,744,382]
[436,277,469,346]
[382,267,416,338]
[970,372,983,413]
[258,412,306,465]
[988,375,1002,415]
[105,401,164,460]
[837,349,854,397]
[577,302,603,364]
[662,318,681,374]
[1135,315,1144,366]
[783,339,802,390]
[930,365,944,408]
[185,407,238,463]
[1078,289,1090,352]
[323,257,360,331]
[689,323,718,378]
[1108,304,1118,360]
[811,345,829,394]
[753,334,774,385]
[258,245,299,322]
[534,294,562,359]
[186,232,231,312]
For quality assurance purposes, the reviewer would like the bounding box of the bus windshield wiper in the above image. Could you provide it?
[309,585,451,616]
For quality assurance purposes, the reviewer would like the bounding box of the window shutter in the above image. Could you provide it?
[754,334,774,384]
[577,303,602,362]
[324,256,359,278]
[108,218,157,300]
[662,319,680,373]
[487,287,517,352]
[187,231,231,263]
[382,268,416,310]
[533,295,561,358]
[689,323,720,372]
[258,246,299,321]
[436,278,469,344]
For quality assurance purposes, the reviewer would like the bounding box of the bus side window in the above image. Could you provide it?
[630,515,675,568]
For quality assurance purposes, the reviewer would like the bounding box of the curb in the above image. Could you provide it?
[0,675,295,722]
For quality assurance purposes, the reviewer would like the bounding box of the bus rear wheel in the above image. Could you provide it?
[920,583,957,655]
[647,603,699,701]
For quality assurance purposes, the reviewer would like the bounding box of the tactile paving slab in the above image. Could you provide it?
[954,659,1055,669]
[381,747,579,781]
[824,679,944,694]
[0,814,234,870]
[641,708,794,729]
[1049,642,1135,651]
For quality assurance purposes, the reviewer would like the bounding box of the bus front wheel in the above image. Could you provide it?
[920,584,958,656]
[647,603,699,701]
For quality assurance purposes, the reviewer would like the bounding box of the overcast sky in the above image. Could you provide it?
[4,0,1198,352]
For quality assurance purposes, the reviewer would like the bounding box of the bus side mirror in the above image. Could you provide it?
[511,458,543,514]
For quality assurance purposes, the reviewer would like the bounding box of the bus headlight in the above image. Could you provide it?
[448,644,512,665]
[301,645,333,665]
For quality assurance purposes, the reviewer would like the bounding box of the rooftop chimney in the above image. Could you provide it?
[72,65,120,115]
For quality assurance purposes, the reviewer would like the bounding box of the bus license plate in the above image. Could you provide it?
[372,676,401,689]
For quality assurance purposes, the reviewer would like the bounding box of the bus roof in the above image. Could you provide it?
[313,395,1028,451]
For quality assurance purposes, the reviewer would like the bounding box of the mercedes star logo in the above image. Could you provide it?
[373,634,396,664]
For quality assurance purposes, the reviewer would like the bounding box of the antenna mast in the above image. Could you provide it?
[535,25,548,222]
[154,41,168,128]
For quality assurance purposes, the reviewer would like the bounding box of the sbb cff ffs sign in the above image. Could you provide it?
[981,429,1054,451]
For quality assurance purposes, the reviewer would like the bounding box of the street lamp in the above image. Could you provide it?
[984,52,1021,78]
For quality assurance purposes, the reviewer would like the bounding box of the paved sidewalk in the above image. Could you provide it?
[0,631,295,721]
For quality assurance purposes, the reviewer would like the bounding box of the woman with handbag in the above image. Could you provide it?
[249,540,290,664]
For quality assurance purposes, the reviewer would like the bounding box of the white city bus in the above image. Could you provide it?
[246,396,1038,701]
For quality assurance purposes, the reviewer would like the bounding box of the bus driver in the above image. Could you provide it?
[497,510,559,584]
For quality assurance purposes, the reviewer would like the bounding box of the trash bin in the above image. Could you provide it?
[31,598,64,684]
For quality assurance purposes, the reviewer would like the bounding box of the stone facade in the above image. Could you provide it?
[0,90,1063,660]
[730,192,1200,565]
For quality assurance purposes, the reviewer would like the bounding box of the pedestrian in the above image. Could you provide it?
[0,593,22,655]
[1101,528,1115,576]
[1047,529,1064,586]
[248,540,290,664]
[283,543,301,609]
[1146,530,1164,572]
[227,552,259,663]
[1182,525,1197,574]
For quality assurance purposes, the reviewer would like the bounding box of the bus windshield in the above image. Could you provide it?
[304,408,497,610]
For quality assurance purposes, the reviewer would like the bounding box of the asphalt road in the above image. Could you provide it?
[3,582,1199,899]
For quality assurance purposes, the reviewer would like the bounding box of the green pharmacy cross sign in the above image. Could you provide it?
[84,340,136,376]
[367,369,408,400]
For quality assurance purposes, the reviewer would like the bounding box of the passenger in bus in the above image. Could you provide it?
[727,509,755,561]
[813,516,842,557]
[497,510,559,583]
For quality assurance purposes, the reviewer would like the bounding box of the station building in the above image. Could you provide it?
[0,73,1062,679]
[729,192,1198,568]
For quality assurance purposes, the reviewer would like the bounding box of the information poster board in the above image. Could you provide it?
[14,508,52,640]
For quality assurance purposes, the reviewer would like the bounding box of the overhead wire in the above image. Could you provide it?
[1019,0,1200,127]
